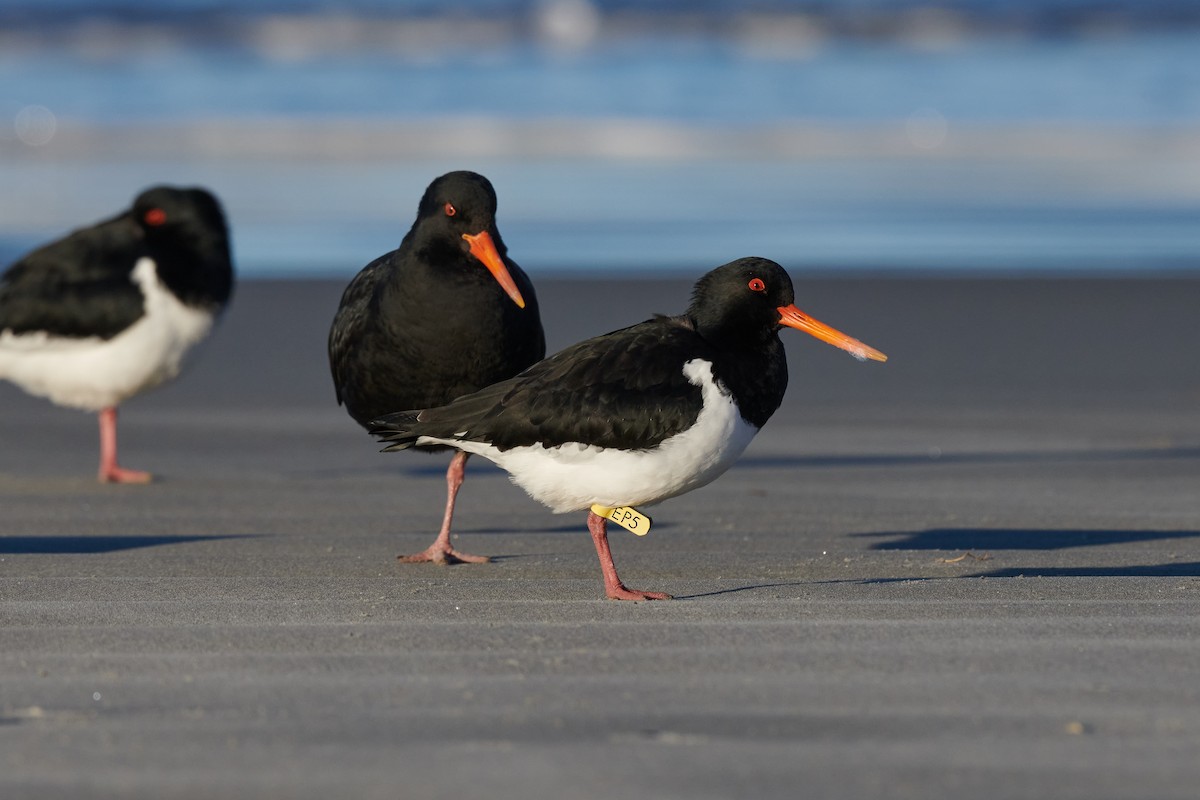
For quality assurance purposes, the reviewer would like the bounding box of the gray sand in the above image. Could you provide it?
[2,276,1199,799]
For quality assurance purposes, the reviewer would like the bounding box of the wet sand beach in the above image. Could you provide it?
[2,275,1199,799]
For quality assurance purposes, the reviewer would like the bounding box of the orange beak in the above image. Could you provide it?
[777,304,887,362]
[462,231,526,309]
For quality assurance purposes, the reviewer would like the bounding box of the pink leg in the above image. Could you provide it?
[398,451,489,565]
[587,510,671,601]
[97,407,152,484]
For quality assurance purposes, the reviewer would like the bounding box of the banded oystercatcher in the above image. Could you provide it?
[329,171,545,564]
[371,257,886,600]
[0,186,234,483]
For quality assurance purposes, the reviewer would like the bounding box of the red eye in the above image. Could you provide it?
[144,208,167,226]
[444,203,456,217]
[748,278,766,293]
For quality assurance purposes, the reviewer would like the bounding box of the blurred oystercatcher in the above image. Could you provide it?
[329,171,544,564]
[0,186,234,483]
[372,257,886,600]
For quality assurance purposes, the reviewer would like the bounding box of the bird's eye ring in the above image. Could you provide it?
[748,277,766,293]
[144,209,167,226]
[444,203,456,217]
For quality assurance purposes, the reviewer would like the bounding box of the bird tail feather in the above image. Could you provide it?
[369,410,424,452]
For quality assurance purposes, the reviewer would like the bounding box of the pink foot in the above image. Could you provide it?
[397,545,490,565]
[396,452,489,565]
[98,466,153,484]
[606,585,672,602]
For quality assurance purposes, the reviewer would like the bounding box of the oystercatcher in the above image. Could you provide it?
[329,171,545,564]
[371,257,886,600]
[0,186,234,483]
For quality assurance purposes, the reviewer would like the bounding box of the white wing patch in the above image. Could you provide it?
[419,358,760,513]
[0,257,216,411]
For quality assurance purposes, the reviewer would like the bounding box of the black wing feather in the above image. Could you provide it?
[329,249,545,427]
[328,252,392,410]
[373,315,710,453]
[0,212,145,339]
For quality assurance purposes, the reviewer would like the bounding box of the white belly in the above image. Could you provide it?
[0,258,216,411]
[422,359,760,513]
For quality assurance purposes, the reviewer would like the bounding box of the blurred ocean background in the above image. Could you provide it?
[1,0,1198,278]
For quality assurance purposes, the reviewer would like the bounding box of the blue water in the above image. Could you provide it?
[2,2,1199,277]
[6,26,1200,124]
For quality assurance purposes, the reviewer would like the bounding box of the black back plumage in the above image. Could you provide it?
[372,257,796,453]
[328,171,546,428]
[0,186,234,340]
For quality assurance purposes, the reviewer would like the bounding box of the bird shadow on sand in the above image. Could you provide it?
[676,529,1200,595]
[735,445,1200,471]
[841,561,1200,580]
[853,528,1200,551]
[962,563,1200,578]
[851,561,1200,579]
[674,558,1200,597]
[851,527,1200,578]
[674,576,959,598]
[0,534,255,555]
[673,581,814,599]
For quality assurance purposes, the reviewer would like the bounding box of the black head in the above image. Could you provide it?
[687,257,796,346]
[131,185,234,308]
[133,185,229,243]
[408,171,526,308]
[415,171,500,238]
[688,257,887,361]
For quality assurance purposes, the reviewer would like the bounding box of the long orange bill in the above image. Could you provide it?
[462,230,526,309]
[777,304,888,362]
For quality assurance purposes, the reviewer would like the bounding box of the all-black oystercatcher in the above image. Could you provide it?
[329,171,545,564]
[0,186,234,483]
[371,257,885,600]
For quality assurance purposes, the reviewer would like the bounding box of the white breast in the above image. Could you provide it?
[422,358,760,513]
[0,258,217,411]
